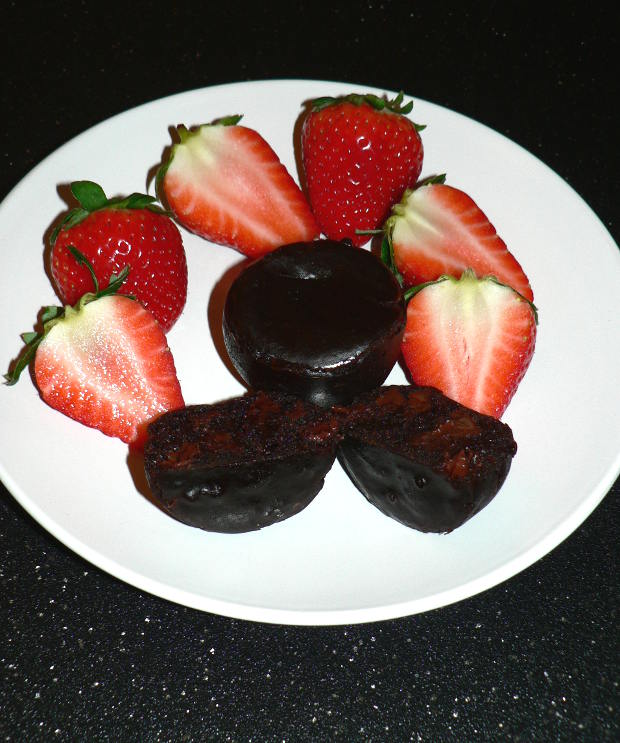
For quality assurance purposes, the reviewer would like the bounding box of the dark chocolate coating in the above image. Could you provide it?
[337,386,517,533]
[144,391,341,533]
[222,240,406,407]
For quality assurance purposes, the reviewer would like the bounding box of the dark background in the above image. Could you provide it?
[2,2,618,740]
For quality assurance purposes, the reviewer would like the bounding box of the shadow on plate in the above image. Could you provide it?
[207,256,252,388]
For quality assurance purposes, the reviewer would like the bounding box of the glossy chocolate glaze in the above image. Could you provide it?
[337,386,517,533]
[144,391,341,533]
[222,240,406,407]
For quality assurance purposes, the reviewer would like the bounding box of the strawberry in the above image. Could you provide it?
[301,92,424,247]
[401,270,537,418]
[6,252,184,448]
[383,179,534,301]
[157,116,319,258]
[51,181,187,333]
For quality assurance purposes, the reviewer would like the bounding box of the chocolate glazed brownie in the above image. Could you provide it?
[222,239,406,407]
[144,391,341,533]
[337,385,517,533]
[144,384,517,536]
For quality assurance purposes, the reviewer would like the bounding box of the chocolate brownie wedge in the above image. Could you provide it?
[144,391,341,533]
[337,385,517,533]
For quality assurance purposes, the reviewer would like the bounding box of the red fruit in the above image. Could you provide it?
[301,92,424,246]
[385,181,534,301]
[401,271,537,418]
[158,116,319,258]
[51,181,187,332]
[7,259,184,448]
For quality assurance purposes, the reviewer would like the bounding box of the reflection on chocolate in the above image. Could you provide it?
[222,239,406,407]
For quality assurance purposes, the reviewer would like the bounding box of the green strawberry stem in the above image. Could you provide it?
[50,181,169,245]
[416,173,447,187]
[380,233,404,287]
[176,115,243,144]
[4,306,63,385]
[66,245,130,298]
[4,249,133,385]
[310,91,425,132]
[402,270,539,324]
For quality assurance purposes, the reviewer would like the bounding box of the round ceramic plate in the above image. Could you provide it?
[1,80,619,625]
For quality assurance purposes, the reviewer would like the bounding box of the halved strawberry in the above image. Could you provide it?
[384,180,534,302]
[7,253,184,448]
[401,271,537,418]
[158,116,319,258]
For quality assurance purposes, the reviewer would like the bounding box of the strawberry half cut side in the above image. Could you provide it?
[401,271,538,419]
[383,180,534,302]
[157,116,320,258]
[6,250,184,448]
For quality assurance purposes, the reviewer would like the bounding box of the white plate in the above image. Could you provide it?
[1,80,619,625]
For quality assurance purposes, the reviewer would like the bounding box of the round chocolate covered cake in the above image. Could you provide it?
[222,239,406,407]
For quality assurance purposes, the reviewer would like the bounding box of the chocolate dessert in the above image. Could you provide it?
[144,391,341,533]
[337,385,517,533]
[222,239,406,407]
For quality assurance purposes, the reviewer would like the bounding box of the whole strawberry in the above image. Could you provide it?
[7,251,184,449]
[301,92,424,246]
[51,181,187,332]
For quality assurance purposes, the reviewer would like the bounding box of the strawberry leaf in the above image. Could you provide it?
[4,333,43,385]
[68,245,100,293]
[5,305,63,385]
[380,234,404,287]
[41,305,63,323]
[67,246,133,299]
[310,91,416,117]
[51,181,168,244]
[212,114,244,127]
[50,209,89,245]
[71,180,108,211]
[155,162,170,205]
[310,96,340,111]
[417,173,447,187]
[121,193,158,209]
[5,304,64,385]
[98,267,132,298]
[106,193,168,214]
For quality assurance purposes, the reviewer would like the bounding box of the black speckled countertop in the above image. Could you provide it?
[2,2,618,740]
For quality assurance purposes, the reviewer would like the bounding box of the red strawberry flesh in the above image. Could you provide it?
[390,184,533,301]
[161,123,319,257]
[402,272,537,418]
[34,295,184,447]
